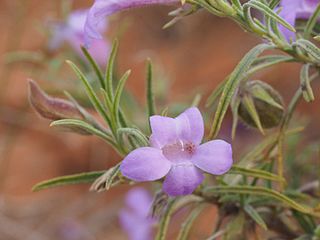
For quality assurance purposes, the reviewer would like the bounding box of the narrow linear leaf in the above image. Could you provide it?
[244,204,267,230]
[294,39,320,61]
[244,0,295,32]
[242,94,265,135]
[146,59,156,117]
[191,94,202,107]
[113,70,131,127]
[222,212,245,240]
[292,210,316,234]
[248,55,294,75]
[105,39,119,99]
[206,79,227,108]
[304,3,320,38]
[208,55,292,112]
[32,171,104,192]
[117,127,149,147]
[231,0,242,10]
[231,97,241,140]
[90,164,121,192]
[155,198,178,240]
[300,64,315,102]
[177,203,206,240]
[204,186,318,216]
[251,86,283,109]
[50,119,117,148]
[66,60,112,127]
[228,165,285,183]
[81,46,105,89]
[208,44,271,139]
[269,0,280,9]
[239,127,303,166]
[205,230,226,240]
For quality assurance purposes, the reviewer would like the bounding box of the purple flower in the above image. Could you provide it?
[279,0,320,40]
[84,0,180,47]
[49,9,110,66]
[120,107,233,196]
[119,187,155,240]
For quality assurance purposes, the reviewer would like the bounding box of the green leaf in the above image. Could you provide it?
[242,94,265,134]
[251,85,283,109]
[248,55,294,76]
[292,210,315,234]
[177,203,206,240]
[117,127,149,147]
[230,97,241,140]
[222,212,245,240]
[155,198,178,240]
[268,0,280,9]
[228,165,285,183]
[191,94,202,107]
[208,44,271,139]
[113,70,131,128]
[191,0,226,17]
[244,204,267,230]
[304,3,320,38]
[238,127,303,167]
[294,39,320,62]
[204,186,318,216]
[50,119,117,149]
[32,171,104,192]
[105,39,119,99]
[244,0,296,32]
[66,60,112,128]
[206,79,227,108]
[300,64,315,102]
[146,59,156,118]
[81,46,105,89]
[231,0,242,10]
[90,164,121,192]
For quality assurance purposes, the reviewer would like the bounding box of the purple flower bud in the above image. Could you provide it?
[84,0,181,47]
[279,0,320,40]
[28,79,84,121]
[120,107,233,196]
[49,9,110,66]
[119,187,156,240]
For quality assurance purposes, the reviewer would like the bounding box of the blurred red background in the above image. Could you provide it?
[1,0,320,239]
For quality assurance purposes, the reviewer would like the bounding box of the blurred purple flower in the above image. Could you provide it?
[84,0,180,47]
[58,219,93,240]
[49,9,110,66]
[120,107,233,196]
[119,187,155,240]
[279,0,320,40]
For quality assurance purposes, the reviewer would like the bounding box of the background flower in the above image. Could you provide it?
[119,187,155,240]
[49,9,110,66]
[84,0,180,46]
[279,0,320,40]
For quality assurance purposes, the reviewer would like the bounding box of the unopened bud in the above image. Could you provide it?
[238,80,284,129]
[28,79,84,121]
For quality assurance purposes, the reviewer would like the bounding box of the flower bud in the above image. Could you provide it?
[238,80,284,129]
[28,79,84,121]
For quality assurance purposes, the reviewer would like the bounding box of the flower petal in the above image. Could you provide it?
[150,107,204,148]
[120,147,171,181]
[119,209,153,240]
[175,107,204,145]
[125,187,153,216]
[84,0,179,47]
[149,116,178,148]
[192,140,233,175]
[163,164,204,196]
[278,7,297,41]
